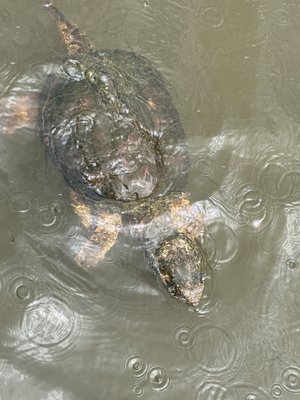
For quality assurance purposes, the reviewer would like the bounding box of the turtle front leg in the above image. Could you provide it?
[0,94,39,135]
[70,192,122,268]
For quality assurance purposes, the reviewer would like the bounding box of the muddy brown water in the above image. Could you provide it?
[0,0,299,399]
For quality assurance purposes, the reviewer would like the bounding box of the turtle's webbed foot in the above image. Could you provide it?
[73,236,106,268]
[71,192,122,268]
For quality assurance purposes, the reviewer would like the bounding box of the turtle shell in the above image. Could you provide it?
[39,49,189,202]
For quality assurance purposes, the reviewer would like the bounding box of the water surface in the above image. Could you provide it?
[0,0,300,399]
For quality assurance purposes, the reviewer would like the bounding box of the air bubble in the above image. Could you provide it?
[125,355,148,378]
[245,394,257,400]
[147,367,170,392]
[286,258,297,270]
[282,366,300,392]
[16,284,32,301]
[174,325,196,349]
[271,384,283,397]
[38,207,57,227]
[133,385,144,397]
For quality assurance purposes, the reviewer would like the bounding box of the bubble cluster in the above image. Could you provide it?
[125,354,170,396]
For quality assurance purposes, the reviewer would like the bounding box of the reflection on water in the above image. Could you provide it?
[0,0,300,399]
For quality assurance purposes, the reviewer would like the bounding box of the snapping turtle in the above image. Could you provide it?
[3,1,210,306]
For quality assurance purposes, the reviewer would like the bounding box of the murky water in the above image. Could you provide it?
[0,0,300,399]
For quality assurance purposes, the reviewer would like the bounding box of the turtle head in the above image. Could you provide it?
[153,234,209,307]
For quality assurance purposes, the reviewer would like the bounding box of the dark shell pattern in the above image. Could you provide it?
[39,0,210,306]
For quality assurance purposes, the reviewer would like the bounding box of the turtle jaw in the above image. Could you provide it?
[162,276,205,307]
[178,283,204,307]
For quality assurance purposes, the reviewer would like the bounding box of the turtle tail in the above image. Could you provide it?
[41,0,93,56]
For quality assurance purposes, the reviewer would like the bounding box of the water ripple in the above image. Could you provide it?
[125,354,148,378]
[257,153,300,206]
[202,6,224,29]
[174,325,196,350]
[270,384,283,398]
[19,294,81,364]
[0,264,39,313]
[225,382,270,400]
[213,178,277,235]
[10,191,33,214]
[25,199,70,238]
[192,381,228,400]
[282,366,300,393]
[173,324,242,382]
[193,378,271,400]
[133,385,144,398]
[272,8,290,28]
[0,63,19,97]
[260,246,300,324]
[269,31,300,123]
[205,220,239,266]
[237,316,292,376]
